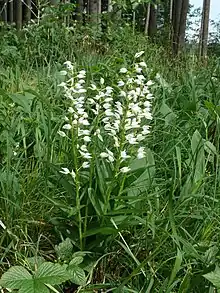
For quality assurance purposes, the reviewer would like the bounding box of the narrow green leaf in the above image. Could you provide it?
[88,187,102,216]
[168,249,183,287]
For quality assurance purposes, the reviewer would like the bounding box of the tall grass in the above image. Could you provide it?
[0,14,220,292]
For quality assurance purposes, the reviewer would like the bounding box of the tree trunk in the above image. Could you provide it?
[0,0,7,22]
[24,0,32,23]
[199,0,211,58]
[9,0,14,23]
[89,0,99,23]
[178,0,189,51]
[148,4,157,38]
[16,0,23,30]
[76,0,84,22]
[172,0,183,54]
[144,2,151,36]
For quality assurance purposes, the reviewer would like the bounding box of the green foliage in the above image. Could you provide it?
[0,8,220,293]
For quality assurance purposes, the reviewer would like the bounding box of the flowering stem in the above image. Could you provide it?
[71,126,83,251]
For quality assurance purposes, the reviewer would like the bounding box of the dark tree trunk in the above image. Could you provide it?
[9,0,14,23]
[148,4,157,38]
[178,0,189,51]
[16,0,23,29]
[76,0,84,22]
[24,0,32,23]
[172,0,183,54]
[0,0,7,22]
[199,0,211,58]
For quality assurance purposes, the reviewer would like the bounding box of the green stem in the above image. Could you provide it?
[71,126,83,251]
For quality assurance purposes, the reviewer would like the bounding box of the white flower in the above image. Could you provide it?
[83,136,91,142]
[78,129,90,136]
[79,151,92,159]
[60,168,70,175]
[137,147,146,159]
[118,80,125,87]
[13,151,17,156]
[126,134,138,145]
[58,130,66,137]
[114,136,120,147]
[105,109,114,116]
[121,151,131,160]
[0,220,6,230]
[135,51,144,58]
[142,125,150,135]
[120,68,127,73]
[147,93,154,99]
[64,61,73,70]
[82,162,90,169]
[80,145,88,152]
[146,80,154,86]
[70,170,76,179]
[60,70,67,76]
[58,82,67,87]
[78,79,85,84]
[77,71,86,78]
[64,116,69,121]
[120,90,126,97]
[135,67,142,73]
[120,167,131,173]
[100,152,109,158]
[103,103,111,109]
[77,88,87,93]
[78,118,90,125]
[63,124,72,130]
[139,61,147,67]
[100,77,105,85]
[90,84,97,90]
[68,107,75,113]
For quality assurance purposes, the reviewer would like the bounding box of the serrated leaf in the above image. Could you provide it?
[68,266,86,285]
[34,262,69,285]
[55,238,73,260]
[203,266,220,288]
[69,256,84,266]
[27,257,45,270]
[18,280,49,293]
[0,266,32,289]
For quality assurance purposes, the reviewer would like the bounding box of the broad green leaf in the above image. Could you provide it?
[88,187,102,216]
[68,265,86,286]
[160,102,176,126]
[18,280,49,293]
[128,148,155,196]
[69,256,84,266]
[191,130,205,183]
[26,257,45,271]
[0,266,32,289]
[204,140,217,155]
[203,266,220,288]
[34,262,69,285]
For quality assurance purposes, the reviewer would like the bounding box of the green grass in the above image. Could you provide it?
[0,17,220,293]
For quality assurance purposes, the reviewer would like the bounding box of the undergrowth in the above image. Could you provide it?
[0,11,220,293]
